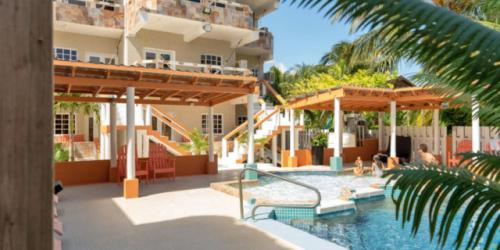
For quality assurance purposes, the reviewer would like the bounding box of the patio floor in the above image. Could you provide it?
[56,170,297,250]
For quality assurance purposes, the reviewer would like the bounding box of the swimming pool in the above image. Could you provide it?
[240,171,499,250]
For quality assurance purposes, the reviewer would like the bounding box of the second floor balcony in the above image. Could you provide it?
[238,28,274,60]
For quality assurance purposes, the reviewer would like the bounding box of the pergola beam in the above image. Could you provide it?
[54,96,210,106]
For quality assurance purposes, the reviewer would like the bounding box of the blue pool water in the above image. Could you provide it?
[278,196,499,250]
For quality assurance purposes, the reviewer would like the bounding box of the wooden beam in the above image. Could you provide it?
[210,94,244,105]
[141,89,158,99]
[161,90,181,100]
[54,76,252,95]
[0,0,53,249]
[93,86,103,97]
[54,96,210,106]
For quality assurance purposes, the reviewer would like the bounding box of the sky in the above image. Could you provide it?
[260,4,421,77]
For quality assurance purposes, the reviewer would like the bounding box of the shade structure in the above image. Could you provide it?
[53,60,258,106]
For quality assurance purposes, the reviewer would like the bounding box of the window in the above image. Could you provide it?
[202,114,223,135]
[251,68,259,77]
[54,113,76,135]
[201,54,222,66]
[237,116,247,125]
[87,54,116,64]
[54,48,77,61]
[144,49,174,69]
[211,2,225,8]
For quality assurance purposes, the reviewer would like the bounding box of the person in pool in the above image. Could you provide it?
[416,143,438,165]
[371,155,385,177]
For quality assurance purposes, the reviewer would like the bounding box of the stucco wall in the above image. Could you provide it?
[54,31,120,61]
[153,103,236,141]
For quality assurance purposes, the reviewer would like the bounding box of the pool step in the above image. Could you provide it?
[352,187,385,199]
[316,199,355,215]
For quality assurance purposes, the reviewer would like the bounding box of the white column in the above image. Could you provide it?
[208,106,215,162]
[390,101,397,158]
[126,87,136,179]
[110,101,117,168]
[289,109,295,157]
[272,136,278,166]
[334,98,342,158]
[378,112,384,151]
[145,105,152,126]
[472,97,480,153]
[432,109,440,155]
[247,94,255,164]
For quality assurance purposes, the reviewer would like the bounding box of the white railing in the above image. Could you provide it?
[141,60,251,76]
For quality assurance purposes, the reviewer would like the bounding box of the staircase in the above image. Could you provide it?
[147,107,192,156]
[221,103,299,166]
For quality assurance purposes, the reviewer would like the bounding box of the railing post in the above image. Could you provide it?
[222,138,228,160]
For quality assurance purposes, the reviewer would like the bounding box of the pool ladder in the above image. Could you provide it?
[238,168,322,220]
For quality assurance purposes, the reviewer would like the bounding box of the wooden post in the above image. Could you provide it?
[0,0,53,249]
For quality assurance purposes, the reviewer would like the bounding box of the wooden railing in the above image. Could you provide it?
[141,60,251,76]
[151,106,191,142]
[223,109,265,140]
[261,80,287,106]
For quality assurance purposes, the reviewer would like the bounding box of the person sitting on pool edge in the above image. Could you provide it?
[416,143,438,165]
[372,155,385,177]
[353,157,364,176]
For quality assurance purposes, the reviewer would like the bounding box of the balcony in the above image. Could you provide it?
[140,59,251,76]
[128,0,260,47]
[237,28,274,60]
[53,0,124,38]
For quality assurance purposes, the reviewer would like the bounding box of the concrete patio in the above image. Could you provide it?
[56,170,298,250]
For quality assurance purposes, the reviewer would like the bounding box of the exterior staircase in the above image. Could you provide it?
[147,107,192,156]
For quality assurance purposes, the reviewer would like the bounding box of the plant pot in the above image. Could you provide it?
[311,146,324,165]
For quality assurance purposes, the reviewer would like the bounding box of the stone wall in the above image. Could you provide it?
[55,2,124,29]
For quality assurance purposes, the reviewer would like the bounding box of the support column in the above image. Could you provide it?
[272,135,278,166]
[221,138,228,160]
[207,106,217,174]
[432,109,440,156]
[330,97,343,171]
[378,112,384,152]
[109,101,118,181]
[472,97,480,153]
[389,100,399,168]
[287,109,298,167]
[124,87,139,198]
[245,94,257,179]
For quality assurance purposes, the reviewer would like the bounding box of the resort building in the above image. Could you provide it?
[53,0,278,160]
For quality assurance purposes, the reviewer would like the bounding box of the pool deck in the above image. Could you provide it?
[57,169,342,250]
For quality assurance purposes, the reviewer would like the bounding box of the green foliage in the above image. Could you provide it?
[54,144,69,162]
[311,132,328,147]
[180,128,208,155]
[279,69,396,98]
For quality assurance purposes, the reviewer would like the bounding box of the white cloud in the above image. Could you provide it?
[264,60,288,72]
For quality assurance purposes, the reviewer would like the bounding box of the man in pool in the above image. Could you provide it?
[416,143,438,165]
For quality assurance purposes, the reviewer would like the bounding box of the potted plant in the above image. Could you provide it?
[311,132,327,165]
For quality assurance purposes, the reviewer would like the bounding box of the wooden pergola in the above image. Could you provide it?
[285,85,450,170]
[288,86,448,112]
[53,60,259,198]
[53,60,258,106]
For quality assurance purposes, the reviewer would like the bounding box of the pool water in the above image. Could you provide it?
[243,171,386,203]
[279,197,499,250]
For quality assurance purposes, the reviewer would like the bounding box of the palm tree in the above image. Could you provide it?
[288,0,500,249]
[54,95,100,161]
[180,128,208,155]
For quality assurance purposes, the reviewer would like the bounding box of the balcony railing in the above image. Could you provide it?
[54,0,124,29]
[141,59,251,76]
[242,28,273,53]
[131,0,255,30]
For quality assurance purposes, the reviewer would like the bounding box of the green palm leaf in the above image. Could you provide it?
[384,164,500,249]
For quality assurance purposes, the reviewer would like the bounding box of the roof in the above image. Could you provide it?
[53,60,258,106]
[288,86,449,112]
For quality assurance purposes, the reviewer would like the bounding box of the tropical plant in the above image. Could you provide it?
[180,128,208,155]
[54,143,69,162]
[288,0,500,248]
[311,132,328,147]
[53,94,100,161]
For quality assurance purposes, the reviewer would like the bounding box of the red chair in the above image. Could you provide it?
[117,145,149,183]
[448,139,473,167]
[148,144,176,182]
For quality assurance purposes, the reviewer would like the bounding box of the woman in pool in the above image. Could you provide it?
[371,155,385,177]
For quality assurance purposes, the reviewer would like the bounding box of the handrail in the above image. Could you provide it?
[223,109,265,140]
[238,168,322,220]
[261,80,288,106]
[151,106,191,141]
[253,105,281,129]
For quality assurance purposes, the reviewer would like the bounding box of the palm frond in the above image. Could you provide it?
[384,165,500,249]
[286,0,500,108]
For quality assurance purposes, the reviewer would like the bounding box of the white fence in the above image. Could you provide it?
[381,126,499,165]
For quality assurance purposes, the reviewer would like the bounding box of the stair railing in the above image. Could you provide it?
[151,106,191,142]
